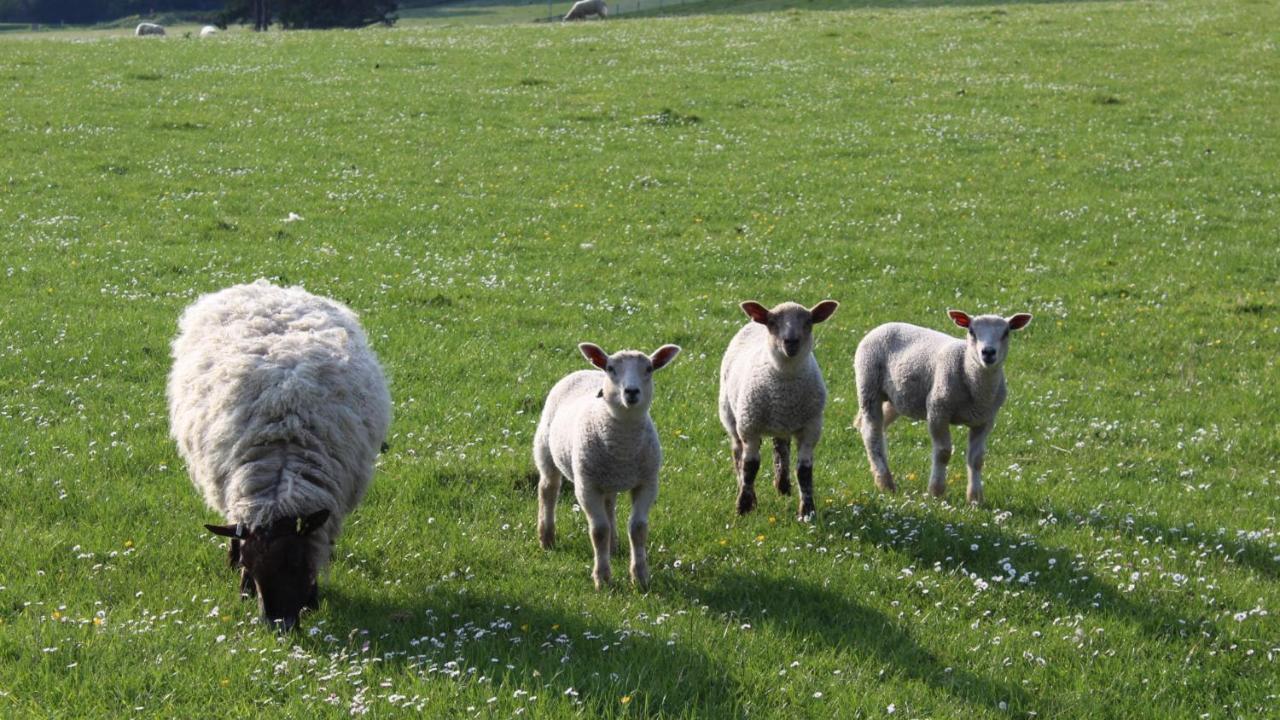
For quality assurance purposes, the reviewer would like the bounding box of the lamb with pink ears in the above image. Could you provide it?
[534,341,681,590]
[854,309,1033,504]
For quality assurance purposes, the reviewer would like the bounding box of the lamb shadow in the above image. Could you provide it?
[998,495,1279,582]
[298,585,740,715]
[623,0,1129,18]
[826,499,1218,640]
[684,571,1037,714]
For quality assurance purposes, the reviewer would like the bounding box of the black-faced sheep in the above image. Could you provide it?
[168,280,391,630]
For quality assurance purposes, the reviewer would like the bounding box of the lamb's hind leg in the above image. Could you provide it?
[857,397,895,492]
[537,466,563,550]
[736,435,762,515]
[772,437,792,496]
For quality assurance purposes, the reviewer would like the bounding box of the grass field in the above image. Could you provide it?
[1,0,1278,716]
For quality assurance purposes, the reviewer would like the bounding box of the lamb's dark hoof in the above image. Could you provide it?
[736,490,757,515]
[797,501,816,522]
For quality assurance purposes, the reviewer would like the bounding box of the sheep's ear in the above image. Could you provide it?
[649,344,681,371]
[741,301,770,324]
[299,509,330,536]
[1007,313,1033,331]
[206,523,243,539]
[948,309,971,328]
[579,343,609,370]
[810,300,839,324]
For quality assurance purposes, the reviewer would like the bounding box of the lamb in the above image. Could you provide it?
[135,22,165,36]
[718,300,840,520]
[167,280,391,630]
[563,0,608,21]
[853,310,1033,505]
[534,342,681,590]
[199,25,219,37]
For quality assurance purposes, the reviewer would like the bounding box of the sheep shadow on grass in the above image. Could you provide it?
[682,571,1036,715]
[301,585,741,716]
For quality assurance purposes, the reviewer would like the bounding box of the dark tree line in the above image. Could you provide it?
[0,0,397,27]
[0,0,219,24]
[222,0,397,29]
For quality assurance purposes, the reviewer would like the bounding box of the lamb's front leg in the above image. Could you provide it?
[628,481,658,590]
[966,423,992,505]
[576,484,613,589]
[795,423,823,521]
[927,415,953,498]
[604,493,619,555]
[736,435,762,515]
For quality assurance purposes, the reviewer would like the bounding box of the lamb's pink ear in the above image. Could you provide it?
[1007,313,1033,331]
[948,309,971,328]
[741,301,770,324]
[810,300,839,324]
[205,523,243,539]
[579,343,609,370]
[299,509,330,536]
[649,344,681,371]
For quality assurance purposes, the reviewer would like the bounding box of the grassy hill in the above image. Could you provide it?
[0,0,1277,717]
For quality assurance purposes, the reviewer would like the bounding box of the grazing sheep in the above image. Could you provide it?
[854,310,1033,505]
[534,342,681,590]
[168,280,391,630]
[564,0,608,21]
[199,25,219,37]
[719,300,840,520]
[135,22,165,36]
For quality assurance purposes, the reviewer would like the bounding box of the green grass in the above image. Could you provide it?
[1,0,1278,716]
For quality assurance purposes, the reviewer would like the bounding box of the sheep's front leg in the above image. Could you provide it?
[736,435,762,515]
[576,484,613,589]
[857,400,895,492]
[537,468,563,549]
[604,493,619,556]
[927,415,953,498]
[966,423,992,505]
[628,481,658,590]
[795,424,822,520]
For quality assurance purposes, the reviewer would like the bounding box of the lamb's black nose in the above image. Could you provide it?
[783,340,800,357]
[624,388,640,404]
[981,347,997,363]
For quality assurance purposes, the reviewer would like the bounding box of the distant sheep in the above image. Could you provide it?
[135,22,165,36]
[719,300,839,520]
[534,342,680,589]
[854,310,1032,504]
[199,25,219,37]
[564,0,608,20]
[168,280,391,631]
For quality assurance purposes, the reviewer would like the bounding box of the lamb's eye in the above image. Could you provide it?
[968,329,974,337]
[645,367,653,375]
[606,366,615,374]
[1002,328,1010,339]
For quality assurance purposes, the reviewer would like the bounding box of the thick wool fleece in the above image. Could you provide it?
[167,280,391,569]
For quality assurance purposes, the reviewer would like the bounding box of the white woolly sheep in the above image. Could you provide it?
[199,25,219,37]
[168,280,391,630]
[135,22,165,36]
[534,342,681,590]
[854,309,1032,505]
[564,0,607,21]
[719,300,839,520]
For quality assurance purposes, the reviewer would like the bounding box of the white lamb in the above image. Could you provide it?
[168,280,391,630]
[534,342,681,590]
[854,309,1032,505]
[564,0,607,21]
[135,22,165,36]
[199,25,219,37]
[719,300,839,520]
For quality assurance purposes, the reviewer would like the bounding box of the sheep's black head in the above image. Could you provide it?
[742,300,839,360]
[949,310,1032,369]
[580,343,681,412]
[206,509,330,632]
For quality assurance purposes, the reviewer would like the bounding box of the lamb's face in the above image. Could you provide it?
[579,343,682,413]
[741,300,840,360]
[949,310,1033,369]
[206,509,329,632]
